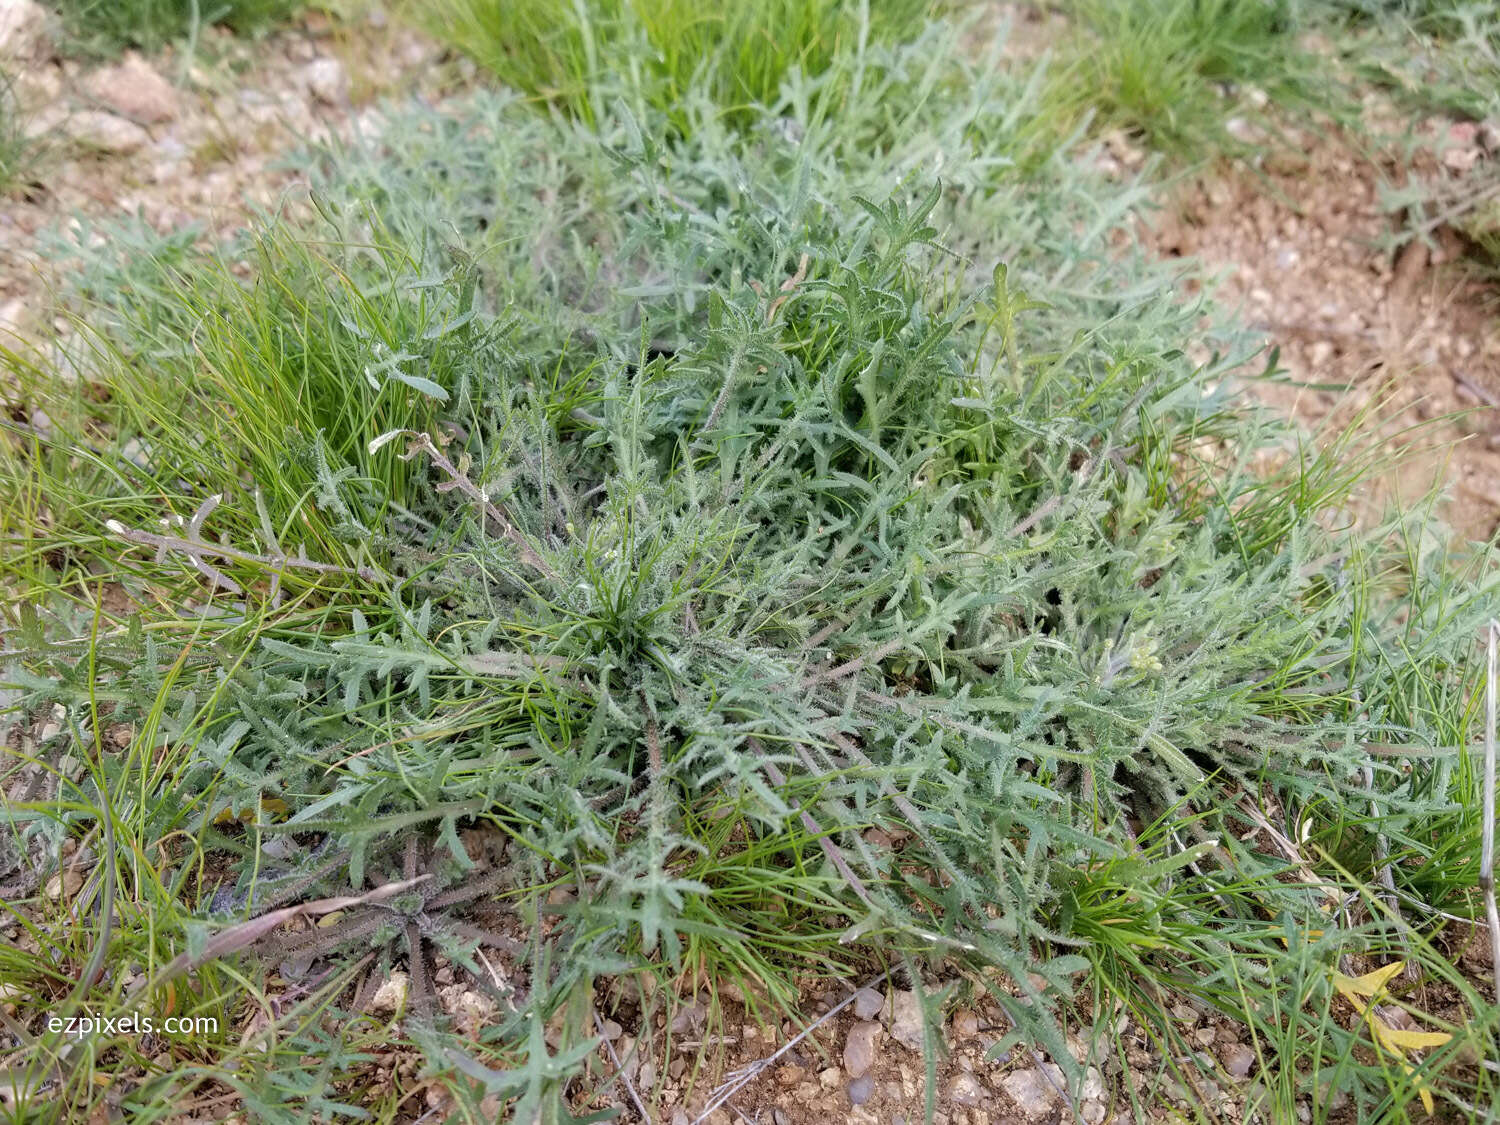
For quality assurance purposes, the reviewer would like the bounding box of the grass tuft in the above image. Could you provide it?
[411,0,934,133]
[50,0,304,54]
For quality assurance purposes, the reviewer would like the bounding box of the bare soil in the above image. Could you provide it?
[1145,138,1500,546]
[0,8,453,346]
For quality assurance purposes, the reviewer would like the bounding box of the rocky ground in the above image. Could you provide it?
[0,1,453,349]
[571,980,1239,1125]
[1145,120,1500,546]
[2,3,1498,1123]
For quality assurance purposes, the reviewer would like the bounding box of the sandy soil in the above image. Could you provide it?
[1145,135,1500,547]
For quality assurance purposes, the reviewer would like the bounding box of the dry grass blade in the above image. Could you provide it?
[106,503,382,588]
[369,428,557,579]
[127,874,432,1002]
[594,1010,650,1123]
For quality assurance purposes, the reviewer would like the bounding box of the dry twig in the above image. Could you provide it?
[370,429,556,580]
[594,1010,650,1123]
[107,493,381,597]
[127,874,432,1002]
[692,975,884,1124]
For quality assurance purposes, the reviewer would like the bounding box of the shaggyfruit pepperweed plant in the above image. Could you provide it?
[3,18,1499,1123]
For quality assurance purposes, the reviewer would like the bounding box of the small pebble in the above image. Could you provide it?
[888,990,924,1050]
[848,1073,875,1106]
[852,987,884,1021]
[368,972,408,1014]
[1220,1042,1256,1079]
[1002,1067,1059,1115]
[948,1072,985,1107]
[951,1009,979,1040]
[844,1021,883,1078]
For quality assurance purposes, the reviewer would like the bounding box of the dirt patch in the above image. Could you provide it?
[1144,140,1500,545]
[0,8,456,345]
[547,978,1137,1125]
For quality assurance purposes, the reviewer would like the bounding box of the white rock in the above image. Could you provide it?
[86,54,179,123]
[369,971,408,1013]
[843,1021,882,1078]
[1443,146,1479,173]
[948,1072,986,1107]
[447,989,494,1036]
[887,989,924,1051]
[1002,1066,1061,1116]
[64,110,150,154]
[1082,1065,1105,1100]
[1225,116,1262,144]
[0,0,47,60]
[0,297,28,345]
[301,57,347,105]
[37,703,65,741]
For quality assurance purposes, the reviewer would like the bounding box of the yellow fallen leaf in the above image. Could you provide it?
[1331,961,1404,1010]
[1371,1019,1452,1114]
[212,797,289,825]
[1378,1027,1453,1052]
[1402,1061,1437,1116]
[1328,960,1452,1114]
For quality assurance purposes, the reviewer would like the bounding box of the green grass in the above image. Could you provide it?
[411,0,934,133]
[0,72,33,196]
[49,0,305,54]
[2,7,1499,1124]
[1044,0,1328,158]
[7,217,486,595]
